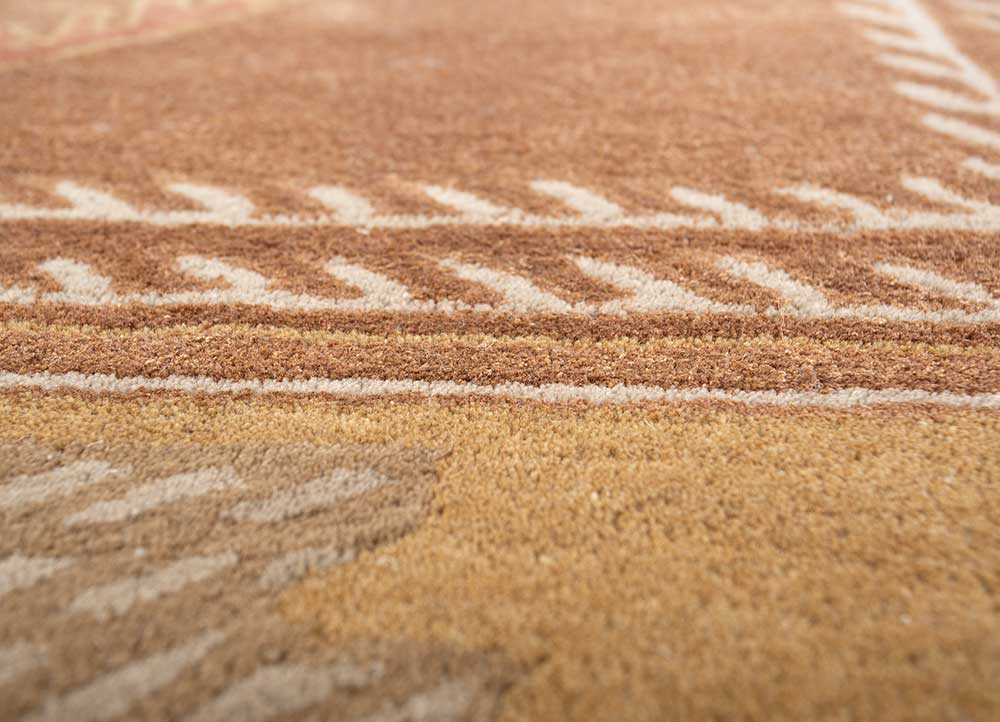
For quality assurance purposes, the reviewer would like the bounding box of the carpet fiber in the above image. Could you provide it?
[1,1,999,720]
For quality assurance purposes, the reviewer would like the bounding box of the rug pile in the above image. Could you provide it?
[1,1,998,720]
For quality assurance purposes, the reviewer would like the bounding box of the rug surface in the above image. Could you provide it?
[1,0,999,720]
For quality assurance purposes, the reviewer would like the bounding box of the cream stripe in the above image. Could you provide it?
[0,642,46,685]
[421,185,509,218]
[923,113,1000,149]
[182,664,344,722]
[669,187,767,230]
[877,52,960,82]
[1,370,998,408]
[307,186,375,223]
[0,283,34,304]
[778,184,889,227]
[895,81,1000,115]
[257,546,356,589]
[528,180,624,219]
[351,679,476,722]
[439,258,577,313]
[839,2,911,29]
[0,460,119,510]
[719,257,1000,323]
[68,554,238,621]
[64,466,241,526]
[39,258,117,305]
[53,181,139,221]
[0,554,72,597]
[717,257,831,314]
[964,156,1000,179]
[875,262,1000,304]
[902,175,995,211]
[21,631,225,722]
[166,183,255,223]
[227,468,394,523]
[574,256,751,314]
[862,27,926,54]
[323,257,428,311]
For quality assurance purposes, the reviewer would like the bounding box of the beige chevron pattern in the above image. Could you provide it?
[2,252,998,324]
[0,441,514,722]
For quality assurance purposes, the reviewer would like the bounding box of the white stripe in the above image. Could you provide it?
[669,187,767,230]
[877,53,961,82]
[39,258,119,305]
[902,175,998,213]
[0,283,34,304]
[718,257,831,315]
[963,156,1000,179]
[182,665,342,722]
[32,255,440,313]
[351,680,476,722]
[440,258,576,313]
[0,642,46,685]
[324,257,426,311]
[0,554,72,597]
[64,466,241,526]
[875,262,1000,304]
[574,256,752,314]
[0,370,997,408]
[895,81,1000,115]
[168,256,338,310]
[529,180,624,219]
[778,185,890,227]
[421,185,509,218]
[718,257,1000,322]
[54,182,139,221]
[21,631,225,722]
[863,28,927,53]
[839,2,909,29]
[227,468,394,523]
[308,186,375,224]
[258,547,356,589]
[923,113,1000,149]
[175,255,269,293]
[0,460,119,510]
[166,183,256,223]
[68,554,238,621]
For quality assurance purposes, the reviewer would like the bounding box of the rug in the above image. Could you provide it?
[1,0,998,720]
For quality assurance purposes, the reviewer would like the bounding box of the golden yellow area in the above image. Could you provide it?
[3,393,999,722]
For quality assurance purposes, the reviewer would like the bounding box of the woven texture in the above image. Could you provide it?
[1,1,999,720]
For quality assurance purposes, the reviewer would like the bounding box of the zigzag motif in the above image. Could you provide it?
[3,253,998,323]
[839,0,1000,150]
[1,174,999,230]
[0,445,476,722]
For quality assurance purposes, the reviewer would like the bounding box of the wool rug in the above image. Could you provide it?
[1,1,999,720]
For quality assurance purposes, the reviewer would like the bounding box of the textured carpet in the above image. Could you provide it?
[1,1,999,721]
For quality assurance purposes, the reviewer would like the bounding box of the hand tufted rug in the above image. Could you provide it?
[1,1,999,721]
